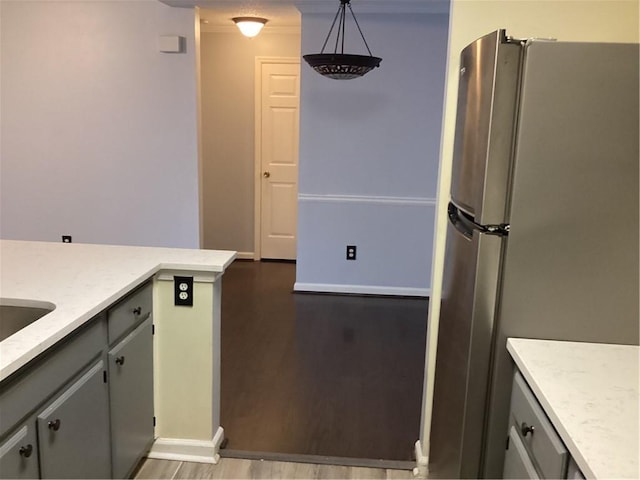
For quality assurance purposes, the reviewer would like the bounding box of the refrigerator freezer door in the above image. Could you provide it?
[450,30,521,225]
[428,212,504,478]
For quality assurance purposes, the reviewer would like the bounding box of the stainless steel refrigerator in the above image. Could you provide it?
[428,30,639,479]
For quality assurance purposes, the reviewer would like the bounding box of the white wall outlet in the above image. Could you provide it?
[174,276,193,306]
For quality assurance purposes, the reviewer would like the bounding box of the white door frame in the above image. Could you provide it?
[253,56,300,261]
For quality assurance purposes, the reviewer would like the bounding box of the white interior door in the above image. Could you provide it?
[257,59,300,260]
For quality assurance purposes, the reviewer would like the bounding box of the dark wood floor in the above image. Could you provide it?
[220,261,428,463]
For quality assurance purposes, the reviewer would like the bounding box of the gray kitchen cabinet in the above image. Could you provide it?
[108,282,152,345]
[0,423,39,479]
[503,425,540,479]
[108,316,154,479]
[503,371,583,479]
[0,280,155,480]
[37,360,111,479]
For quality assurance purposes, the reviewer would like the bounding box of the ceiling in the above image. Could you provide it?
[159,0,449,26]
[197,3,301,29]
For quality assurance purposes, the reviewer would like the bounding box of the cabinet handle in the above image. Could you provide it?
[48,419,61,431]
[19,444,33,458]
[132,306,142,316]
[115,356,125,366]
[520,422,535,437]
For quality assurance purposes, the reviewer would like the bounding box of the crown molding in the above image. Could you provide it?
[160,0,449,15]
[295,0,449,14]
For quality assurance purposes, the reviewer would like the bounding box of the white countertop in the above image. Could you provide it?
[507,338,639,479]
[0,240,236,381]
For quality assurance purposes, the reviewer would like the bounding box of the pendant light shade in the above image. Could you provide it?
[303,0,381,80]
[233,17,268,38]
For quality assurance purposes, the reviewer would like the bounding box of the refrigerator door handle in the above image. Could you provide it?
[485,223,510,236]
[449,202,510,237]
[448,202,474,239]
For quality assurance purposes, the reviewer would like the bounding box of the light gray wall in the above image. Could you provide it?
[0,0,200,248]
[201,30,301,254]
[295,12,449,296]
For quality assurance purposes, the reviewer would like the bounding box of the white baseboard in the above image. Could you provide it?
[236,252,255,260]
[147,427,224,464]
[294,282,430,297]
[413,440,428,478]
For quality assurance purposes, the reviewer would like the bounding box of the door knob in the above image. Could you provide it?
[115,356,125,366]
[263,171,271,178]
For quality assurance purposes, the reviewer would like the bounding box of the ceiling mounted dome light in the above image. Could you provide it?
[232,17,268,38]
[303,0,381,80]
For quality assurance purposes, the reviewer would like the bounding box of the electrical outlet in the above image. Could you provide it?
[62,235,72,243]
[174,276,194,306]
[346,245,357,260]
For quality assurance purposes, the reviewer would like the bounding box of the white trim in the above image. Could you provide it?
[294,0,449,14]
[160,0,448,14]
[254,56,301,261]
[236,251,256,260]
[298,193,437,207]
[294,282,429,297]
[195,8,205,249]
[413,440,429,478]
[155,271,221,284]
[147,428,224,464]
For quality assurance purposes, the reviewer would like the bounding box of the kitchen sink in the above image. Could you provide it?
[0,301,55,342]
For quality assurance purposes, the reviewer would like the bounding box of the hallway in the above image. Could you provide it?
[220,261,428,465]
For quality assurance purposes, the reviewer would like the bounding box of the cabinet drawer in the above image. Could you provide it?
[510,372,568,479]
[108,282,152,344]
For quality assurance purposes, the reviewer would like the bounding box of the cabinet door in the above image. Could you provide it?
[503,426,540,479]
[37,360,111,479]
[109,317,154,478]
[0,424,38,479]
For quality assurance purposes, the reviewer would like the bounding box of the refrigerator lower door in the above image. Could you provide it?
[429,211,504,478]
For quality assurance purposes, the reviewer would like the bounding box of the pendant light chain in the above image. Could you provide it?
[320,5,343,53]
[347,3,374,57]
[340,3,346,54]
[334,2,344,54]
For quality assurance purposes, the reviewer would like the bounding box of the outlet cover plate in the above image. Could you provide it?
[174,276,194,306]
[346,245,357,260]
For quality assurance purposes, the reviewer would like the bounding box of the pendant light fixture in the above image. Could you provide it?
[232,17,268,38]
[303,0,381,80]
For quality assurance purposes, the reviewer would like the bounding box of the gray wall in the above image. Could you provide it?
[295,12,450,296]
[201,30,301,254]
[0,1,200,248]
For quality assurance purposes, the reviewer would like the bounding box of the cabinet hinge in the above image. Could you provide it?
[153,416,156,427]
[103,370,108,383]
